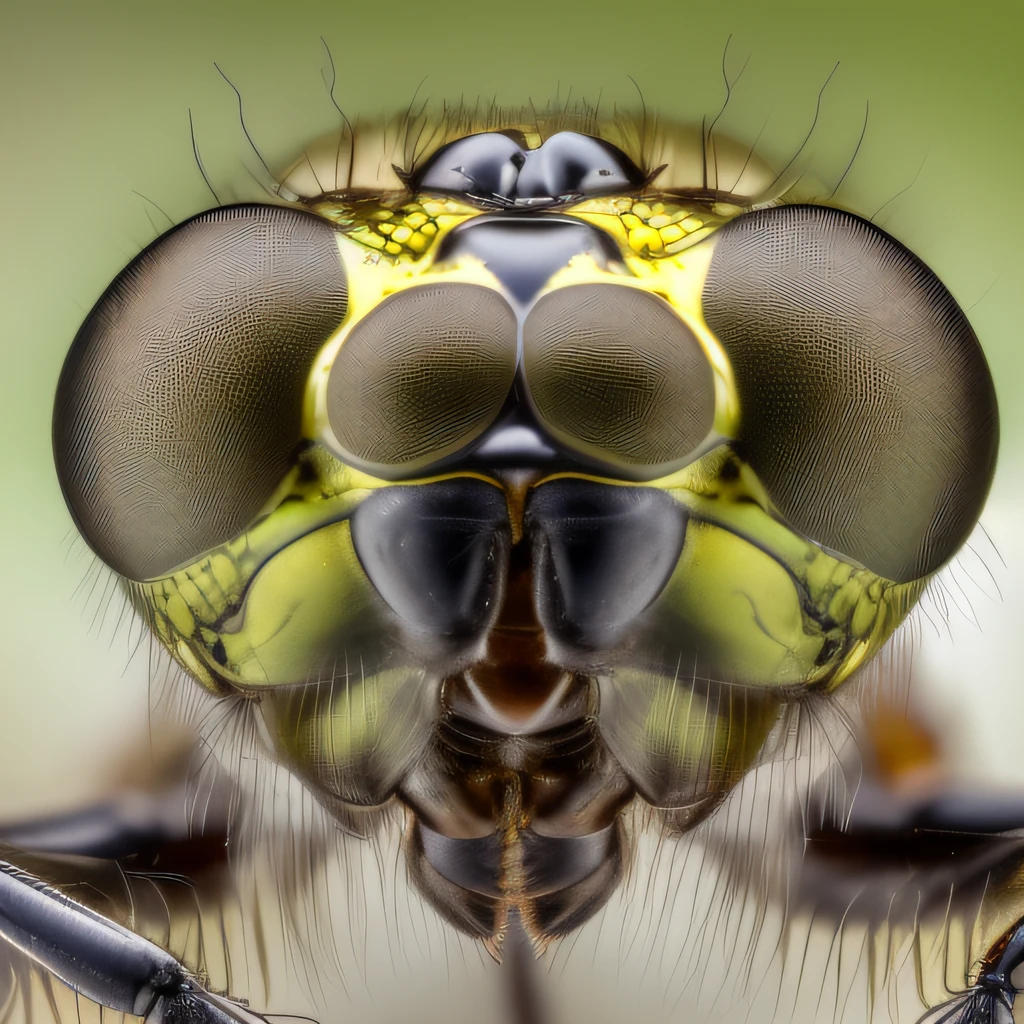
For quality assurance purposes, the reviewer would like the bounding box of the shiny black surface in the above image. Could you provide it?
[0,862,264,1021]
[351,480,511,641]
[412,130,646,208]
[433,213,623,303]
[417,821,617,897]
[526,480,688,650]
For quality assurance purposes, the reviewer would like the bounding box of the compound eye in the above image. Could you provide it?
[702,204,998,582]
[522,284,716,473]
[54,204,349,581]
[325,283,517,477]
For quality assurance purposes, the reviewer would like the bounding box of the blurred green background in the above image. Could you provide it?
[0,0,1021,1020]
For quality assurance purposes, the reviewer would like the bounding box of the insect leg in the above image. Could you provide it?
[0,860,270,1023]
[794,715,1024,1024]
[911,917,1024,1024]
[979,916,1024,992]
[0,755,232,862]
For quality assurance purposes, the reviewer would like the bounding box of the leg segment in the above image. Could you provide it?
[0,859,268,1023]
[913,916,1024,1024]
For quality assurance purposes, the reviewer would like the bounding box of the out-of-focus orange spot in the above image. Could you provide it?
[864,702,946,796]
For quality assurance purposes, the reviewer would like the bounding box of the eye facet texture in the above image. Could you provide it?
[326,283,517,475]
[523,284,716,472]
[54,204,348,580]
[702,204,998,582]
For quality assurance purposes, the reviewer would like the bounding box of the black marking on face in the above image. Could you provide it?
[410,130,646,209]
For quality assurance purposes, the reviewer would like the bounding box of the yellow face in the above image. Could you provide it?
[52,110,997,948]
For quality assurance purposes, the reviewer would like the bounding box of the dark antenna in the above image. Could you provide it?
[826,100,870,202]
[188,109,222,206]
[400,75,432,175]
[870,148,929,224]
[627,75,650,177]
[393,76,433,180]
[728,113,771,196]
[705,35,752,193]
[131,190,175,232]
[214,63,275,183]
[759,61,840,202]
[319,37,355,192]
[528,95,542,143]
[301,152,327,196]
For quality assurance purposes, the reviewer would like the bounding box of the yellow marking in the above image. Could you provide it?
[851,587,879,638]
[303,194,478,263]
[567,194,739,260]
[176,578,214,621]
[830,561,855,587]
[165,593,195,637]
[139,463,508,692]
[305,231,510,448]
[827,577,865,623]
[628,225,663,254]
[174,641,223,694]
[712,201,743,217]
[804,549,839,596]
[406,232,431,253]
[827,639,871,691]
[207,553,237,595]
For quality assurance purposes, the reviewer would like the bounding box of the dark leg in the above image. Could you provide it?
[0,747,284,1023]
[0,859,269,1023]
[911,917,1024,1024]
[800,761,1024,1024]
